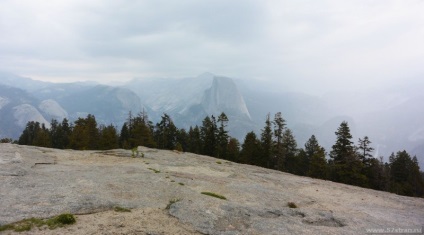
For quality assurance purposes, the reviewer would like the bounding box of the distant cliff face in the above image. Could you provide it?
[201,76,251,120]
[0,85,50,138]
[125,73,251,119]
[39,99,69,122]
[124,73,255,138]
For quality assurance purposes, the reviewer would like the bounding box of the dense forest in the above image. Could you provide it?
[15,111,424,198]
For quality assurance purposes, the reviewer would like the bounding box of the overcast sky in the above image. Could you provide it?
[0,0,423,94]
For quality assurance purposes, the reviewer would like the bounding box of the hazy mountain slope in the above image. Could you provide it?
[0,71,51,91]
[33,82,97,101]
[1,72,422,168]
[54,85,146,126]
[126,73,214,115]
[38,99,69,122]
[0,73,147,138]
[238,81,424,168]
[201,76,251,120]
[316,85,424,166]
[0,85,50,139]
[125,73,255,139]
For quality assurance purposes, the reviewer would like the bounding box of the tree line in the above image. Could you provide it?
[17,111,424,197]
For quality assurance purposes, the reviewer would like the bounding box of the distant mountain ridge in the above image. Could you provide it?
[123,73,255,137]
[0,84,50,138]
[0,72,423,169]
[0,72,255,140]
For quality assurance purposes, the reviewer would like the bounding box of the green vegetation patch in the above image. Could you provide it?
[178,182,184,186]
[0,224,15,232]
[201,192,227,200]
[147,168,160,173]
[216,161,222,164]
[287,202,298,208]
[114,206,131,212]
[165,198,181,210]
[46,213,76,229]
[0,213,76,232]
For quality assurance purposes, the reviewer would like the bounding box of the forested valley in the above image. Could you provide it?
[14,111,424,198]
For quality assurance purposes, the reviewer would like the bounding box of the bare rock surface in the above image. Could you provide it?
[0,143,423,234]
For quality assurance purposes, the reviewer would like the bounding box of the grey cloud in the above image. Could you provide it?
[0,0,422,91]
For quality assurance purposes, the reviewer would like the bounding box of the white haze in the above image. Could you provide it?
[0,0,423,95]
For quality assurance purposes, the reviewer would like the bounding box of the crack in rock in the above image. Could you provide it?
[302,211,345,227]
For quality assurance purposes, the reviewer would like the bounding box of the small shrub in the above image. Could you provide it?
[201,192,227,200]
[166,198,181,210]
[131,148,137,158]
[0,224,14,232]
[178,183,184,186]
[25,218,44,227]
[114,206,131,212]
[174,143,183,152]
[55,214,76,225]
[46,213,76,229]
[216,161,222,164]
[148,168,160,173]
[0,138,13,143]
[287,202,298,208]
[0,213,76,232]
[13,223,31,232]
[171,180,175,182]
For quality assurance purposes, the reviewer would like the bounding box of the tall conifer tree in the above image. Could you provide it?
[260,113,273,168]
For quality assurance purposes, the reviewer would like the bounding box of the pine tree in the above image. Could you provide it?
[308,147,327,179]
[330,121,354,164]
[18,121,41,145]
[61,118,71,148]
[240,131,261,165]
[33,123,51,147]
[130,115,156,148]
[273,112,286,170]
[358,136,374,164]
[188,126,201,154]
[260,113,273,168]
[366,157,388,191]
[282,128,298,173]
[303,135,326,177]
[200,116,217,157]
[227,137,240,162]
[329,121,367,186]
[154,113,178,150]
[119,123,130,149]
[217,112,229,159]
[176,128,189,152]
[69,114,99,150]
[357,136,380,188]
[49,118,71,149]
[98,124,119,150]
[389,151,424,197]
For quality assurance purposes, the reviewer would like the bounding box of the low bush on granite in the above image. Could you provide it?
[287,202,298,208]
[166,198,181,210]
[201,192,227,200]
[0,213,76,232]
[114,206,131,212]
